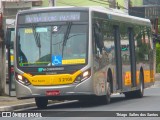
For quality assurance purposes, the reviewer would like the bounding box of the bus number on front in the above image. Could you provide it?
[53,26,58,32]
[59,77,72,83]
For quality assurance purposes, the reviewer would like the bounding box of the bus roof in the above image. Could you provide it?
[17,6,151,27]
[89,6,151,26]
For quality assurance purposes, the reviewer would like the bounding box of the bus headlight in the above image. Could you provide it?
[15,73,31,86]
[75,68,91,83]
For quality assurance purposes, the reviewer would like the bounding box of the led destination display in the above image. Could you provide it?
[25,12,81,23]
[18,11,88,24]
[19,12,81,23]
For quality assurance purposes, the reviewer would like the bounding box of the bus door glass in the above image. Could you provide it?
[6,28,15,96]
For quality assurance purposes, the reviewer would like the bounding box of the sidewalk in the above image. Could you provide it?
[0,96,35,111]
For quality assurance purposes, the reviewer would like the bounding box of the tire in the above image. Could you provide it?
[106,81,111,104]
[134,72,144,98]
[101,81,111,104]
[35,97,48,109]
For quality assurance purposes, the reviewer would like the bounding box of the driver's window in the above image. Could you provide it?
[93,19,104,57]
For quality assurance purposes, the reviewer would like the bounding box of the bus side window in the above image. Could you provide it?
[93,21,104,55]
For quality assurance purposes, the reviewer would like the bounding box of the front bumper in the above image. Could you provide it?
[15,77,95,99]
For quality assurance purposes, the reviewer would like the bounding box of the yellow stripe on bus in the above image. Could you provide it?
[124,71,131,86]
[124,70,154,86]
[62,59,85,64]
[144,70,151,83]
[23,70,82,86]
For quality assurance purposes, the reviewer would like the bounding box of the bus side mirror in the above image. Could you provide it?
[5,29,11,49]
[0,28,4,40]
[95,32,104,54]
[5,28,14,49]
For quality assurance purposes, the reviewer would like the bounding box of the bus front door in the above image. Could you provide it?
[6,28,15,96]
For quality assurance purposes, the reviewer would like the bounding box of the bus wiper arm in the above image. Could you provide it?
[32,24,41,57]
[63,22,72,46]
[62,22,72,57]
[33,28,41,48]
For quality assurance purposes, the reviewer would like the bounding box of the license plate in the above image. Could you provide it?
[46,90,60,96]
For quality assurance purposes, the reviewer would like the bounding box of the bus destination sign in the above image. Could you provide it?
[25,12,80,23]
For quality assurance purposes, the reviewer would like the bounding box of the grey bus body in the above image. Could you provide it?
[14,6,154,108]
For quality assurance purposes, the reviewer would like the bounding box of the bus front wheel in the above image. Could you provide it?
[101,81,111,104]
[35,97,48,109]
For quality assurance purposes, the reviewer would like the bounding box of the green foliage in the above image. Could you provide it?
[56,0,110,7]
[157,63,160,73]
[156,43,160,72]
[158,25,160,34]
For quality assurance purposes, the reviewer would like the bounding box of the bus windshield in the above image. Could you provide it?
[17,23,88,67]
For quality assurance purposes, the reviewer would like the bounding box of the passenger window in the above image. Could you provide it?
[93,20,104,55]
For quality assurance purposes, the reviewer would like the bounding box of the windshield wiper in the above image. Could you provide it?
[32,24,41,58]
[62,22,72,57]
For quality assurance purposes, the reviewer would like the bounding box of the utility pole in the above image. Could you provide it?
[51,0,56,6]
[108,0,116,8]
[128,0,130,14]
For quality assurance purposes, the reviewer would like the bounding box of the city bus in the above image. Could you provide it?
[14,6,155,108]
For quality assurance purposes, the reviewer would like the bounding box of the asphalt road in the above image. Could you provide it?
[12,81,160,119]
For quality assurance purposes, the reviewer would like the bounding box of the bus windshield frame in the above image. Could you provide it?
[16,11,89,68]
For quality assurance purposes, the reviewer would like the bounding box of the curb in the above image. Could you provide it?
[0,102,35,111]
[0,100,59,111]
